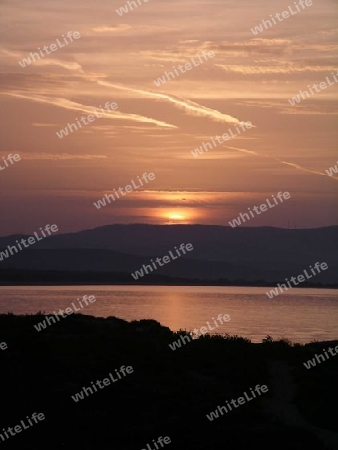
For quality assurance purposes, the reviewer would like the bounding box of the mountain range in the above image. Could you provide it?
[0,224,337,285]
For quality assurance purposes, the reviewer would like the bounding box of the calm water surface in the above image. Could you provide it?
[0,285,337,343]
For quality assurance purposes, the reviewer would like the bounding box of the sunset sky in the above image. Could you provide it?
[0,0,337,235]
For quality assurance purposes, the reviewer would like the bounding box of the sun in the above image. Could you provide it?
[155,208,194,224]
[168,213,185,221]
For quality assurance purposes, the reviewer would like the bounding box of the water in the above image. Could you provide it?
[0,285,337,343]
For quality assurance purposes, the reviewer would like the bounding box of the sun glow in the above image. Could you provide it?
[168,213,185,221]
[149,203,204,224]
[157,209,193,224]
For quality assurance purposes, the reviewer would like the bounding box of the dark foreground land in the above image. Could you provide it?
[1,314,338,450]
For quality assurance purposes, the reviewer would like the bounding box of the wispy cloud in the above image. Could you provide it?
[236,100,338,115]
[0,47,83,72]
[215,64,338,75]
[92,24,131,32]
[34,59,84,72]
[32,122,58,127]
[17,153,110,160]
[226,146,338,182]
[95,79,250,125]
[4,92,177,128]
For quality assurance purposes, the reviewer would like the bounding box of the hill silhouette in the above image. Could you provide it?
[0,225,337,284]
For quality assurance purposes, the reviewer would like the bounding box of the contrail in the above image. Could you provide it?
[3,45,250,127]
[225,145,338,181]
[94,79,248,125]
[4,92,177,129]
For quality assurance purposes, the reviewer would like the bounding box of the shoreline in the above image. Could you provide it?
[1,313,338,346]
[1,281,337,288]
[2,310,338,344]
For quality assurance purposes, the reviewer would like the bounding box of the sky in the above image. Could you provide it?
[0,0,337,235]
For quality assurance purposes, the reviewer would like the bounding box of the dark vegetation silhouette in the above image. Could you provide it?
[0,313,337,449]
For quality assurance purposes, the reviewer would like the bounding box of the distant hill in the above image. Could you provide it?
[0,224,337,284]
